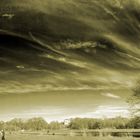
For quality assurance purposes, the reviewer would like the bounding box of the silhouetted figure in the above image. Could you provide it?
[1,130,5,140]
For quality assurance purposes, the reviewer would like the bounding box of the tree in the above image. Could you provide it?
[128,82,140,115]
[68,118,89,130]
[25,117,48,131]
[48,121,64,130]
[6,118,25,131]
[0,121,5,130]
[128,117,140,129]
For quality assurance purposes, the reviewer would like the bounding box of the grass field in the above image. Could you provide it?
[6,134,140,140]
[5,129,140,140]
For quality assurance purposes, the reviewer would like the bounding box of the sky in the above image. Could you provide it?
[0,89,132,122]
[0,0,140,122]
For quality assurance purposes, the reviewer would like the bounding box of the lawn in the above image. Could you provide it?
[6,134,139,140]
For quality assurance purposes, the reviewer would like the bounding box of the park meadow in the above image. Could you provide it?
[1,116,140,139]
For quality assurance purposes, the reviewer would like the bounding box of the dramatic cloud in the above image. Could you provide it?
[77,106,130,119]
[102,93,121,99]
[0,0,139,121]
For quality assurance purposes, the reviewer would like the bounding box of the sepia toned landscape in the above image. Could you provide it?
[0,0,140,139]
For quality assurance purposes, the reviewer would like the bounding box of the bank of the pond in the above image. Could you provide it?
[7,129,140,138]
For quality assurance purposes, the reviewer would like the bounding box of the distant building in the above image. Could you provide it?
[64,119,71,125]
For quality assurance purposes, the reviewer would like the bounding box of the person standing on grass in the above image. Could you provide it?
[0,131,2,140]
[1,130,5,140]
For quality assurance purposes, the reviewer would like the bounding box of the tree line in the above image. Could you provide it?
[0,118,64,131]
[68,117,140,130]
[0,116,139,131]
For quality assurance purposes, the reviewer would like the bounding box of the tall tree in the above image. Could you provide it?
[128,82,140,115]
